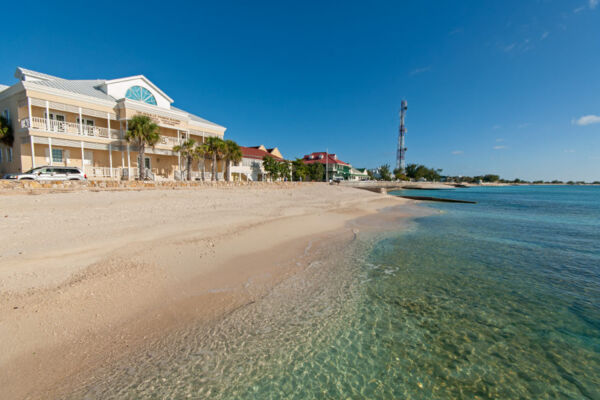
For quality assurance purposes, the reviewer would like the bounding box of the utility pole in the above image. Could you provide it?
[396,100,408,171]
[325,149,329,182]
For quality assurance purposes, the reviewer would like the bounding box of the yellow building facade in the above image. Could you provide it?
[0,68,226,180]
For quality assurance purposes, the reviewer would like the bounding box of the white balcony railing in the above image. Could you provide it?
[82,166,122,178]
[23,117,120,139]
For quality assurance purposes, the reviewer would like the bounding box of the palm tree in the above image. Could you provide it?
[195,142,209,181]
[223,140,242,182]
[205,136,225,181]
[0,115,14,147]
[125,115,160,180]
[173,138,196,181]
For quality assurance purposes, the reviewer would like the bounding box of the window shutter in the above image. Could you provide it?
[65,150,70,165]
[44,148,50,163]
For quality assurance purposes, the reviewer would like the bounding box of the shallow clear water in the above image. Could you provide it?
[74,186,600,399]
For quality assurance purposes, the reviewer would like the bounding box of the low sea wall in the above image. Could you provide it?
[0,179,308,194]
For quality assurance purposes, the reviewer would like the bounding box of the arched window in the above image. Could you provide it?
[125,86,157,105]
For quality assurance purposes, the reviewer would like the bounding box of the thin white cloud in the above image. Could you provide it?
[496,138,504,142]
[492,124,501,130]
[574,6,586,13]
[518,122,531,129]
[590,0,598,9]
[493,145,508,150]
[449,27,463,36]
[504,43,516,52]
[409,66,431,76]
[572,115,600,126]
[451,150,464,155]
[541,31,550,40]
[564,149,576,153]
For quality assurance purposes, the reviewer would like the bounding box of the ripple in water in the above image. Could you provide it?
[72,186,600,399]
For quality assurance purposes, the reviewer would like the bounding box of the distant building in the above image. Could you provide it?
[231,144,284,181]
[301,152,368,181]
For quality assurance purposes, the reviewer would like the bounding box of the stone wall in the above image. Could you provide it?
[0,179,310,194]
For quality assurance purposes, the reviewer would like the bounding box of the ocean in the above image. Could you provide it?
[74,185,600,399]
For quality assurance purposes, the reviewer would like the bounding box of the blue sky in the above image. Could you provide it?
[1,0,599,181]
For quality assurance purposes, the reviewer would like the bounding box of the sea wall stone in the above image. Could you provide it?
[0,179,311,195]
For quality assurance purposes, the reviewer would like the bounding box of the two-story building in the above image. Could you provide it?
[301,152,368,181]
[230,145,284,181]
[0,67,226,180]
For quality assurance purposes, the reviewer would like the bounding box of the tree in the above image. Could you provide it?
[379,164,392,181]
[205,136,225,181]
[404,163,442,181]
[366,169,374,180]
[195,143,209,182]
[308,163,324,181]
[278,160,291,181]
[292,158,310,181]
[125,115,160,180]
[173,138,196,181]
[222,140,242,182]
[262,155,280,181]
[0,115,14,147]
[393,168,408,181]
[482,174,500,183]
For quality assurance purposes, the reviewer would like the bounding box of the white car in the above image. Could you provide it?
[4,166,87,181]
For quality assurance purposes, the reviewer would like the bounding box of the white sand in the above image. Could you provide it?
[0,184,413,399]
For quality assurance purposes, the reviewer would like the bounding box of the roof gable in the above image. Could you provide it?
[98,75,173,108]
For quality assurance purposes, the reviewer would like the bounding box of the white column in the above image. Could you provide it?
[106,113,111,138]
[30,136,36,168]
[121,150,124,168]
[80,141,85,173]
[78,107,83,135]
[48,137,53,166]
[109,143,113,178]
[27,97,33,128]
[45,101,50,131]
[126,120,131,176]
[177,129,181,172]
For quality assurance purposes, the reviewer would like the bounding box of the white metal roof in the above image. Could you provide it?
[13,67,225,130]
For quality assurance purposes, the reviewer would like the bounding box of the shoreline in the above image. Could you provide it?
[0,185,424,399]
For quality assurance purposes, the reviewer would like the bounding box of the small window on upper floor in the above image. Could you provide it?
[125,86,157,105]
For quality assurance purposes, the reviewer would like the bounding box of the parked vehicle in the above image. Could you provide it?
[3,166,87,181]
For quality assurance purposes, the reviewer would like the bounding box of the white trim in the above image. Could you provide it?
[101,75,174,103]
[48,137,53,166]
[30,135,36,168]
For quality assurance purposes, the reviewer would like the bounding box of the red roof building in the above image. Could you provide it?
[240,145,284,161]
[301,152,350,166]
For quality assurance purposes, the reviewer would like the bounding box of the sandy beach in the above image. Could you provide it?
[0,183,418,399]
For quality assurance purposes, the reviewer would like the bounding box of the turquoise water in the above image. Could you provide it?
[74,186,600,399]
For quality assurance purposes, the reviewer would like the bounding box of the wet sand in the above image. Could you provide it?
[0,184,420,399]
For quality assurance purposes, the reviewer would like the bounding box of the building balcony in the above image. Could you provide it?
[22,117,121,140]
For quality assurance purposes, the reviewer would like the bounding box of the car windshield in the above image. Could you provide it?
[23,168,41,174]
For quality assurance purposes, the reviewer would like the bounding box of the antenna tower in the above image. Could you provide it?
[396,100,408,171]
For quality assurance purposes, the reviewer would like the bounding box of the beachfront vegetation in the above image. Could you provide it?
[223,140,242,182]
[0,115,14,147]
[205,137,225,181]
[308,163,324,181]
[126,115,160,180]
[379,164,392,181]
[393,168,409,181]
[195,143,209,181]
[173,138,197,181]
[262,155,280,181]
[278,160,291,181]
[405,164,442,181]
[292,158,310,181]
